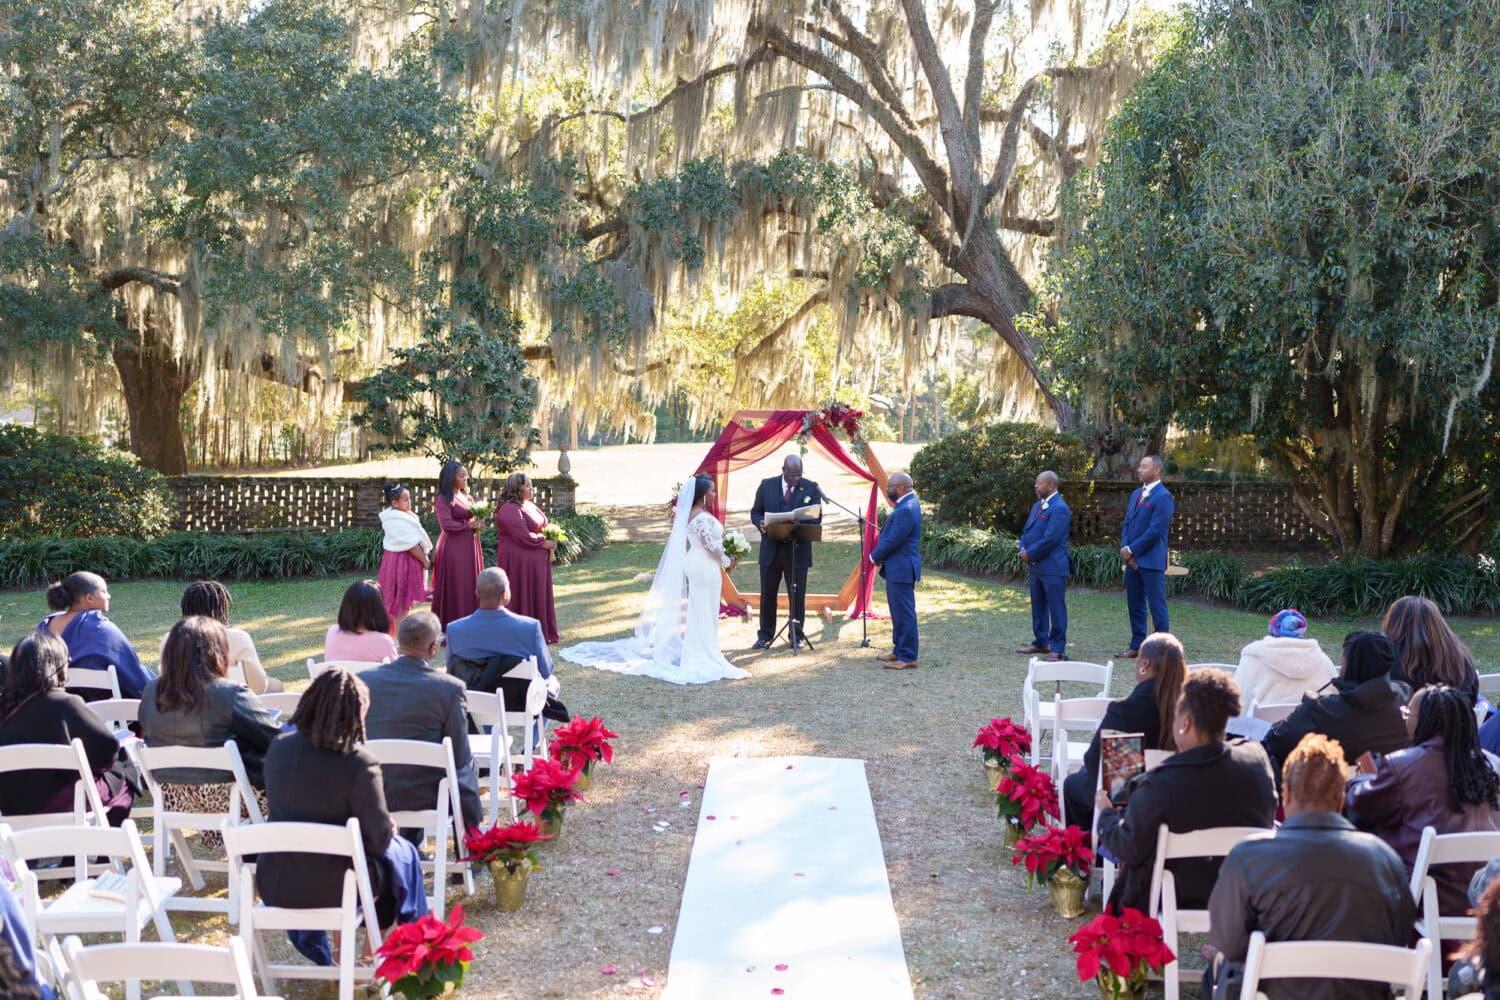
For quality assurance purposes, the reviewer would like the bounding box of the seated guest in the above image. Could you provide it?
[159,580,282,694]
[1263,631,1411,776]
[0,632,134,826]
[139,616,282,843]
[39,571,150,699]
[1095,668,1277,914]
[1204,733,1416,1000]
[0,879,53,1000]
[1232,608,1337,709]
[1447,860,1500,998]
[1346,684,1500,917]
[1062,631,1185,830]
[324,580,400,663]
[1384,595,1479,702]
[446,568,565,718]
[361,612,483,834]
[258,668,428,966]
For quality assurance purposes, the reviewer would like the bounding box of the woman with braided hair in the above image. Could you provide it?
[257,667,427,966]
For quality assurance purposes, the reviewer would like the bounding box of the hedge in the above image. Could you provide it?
[920,521,1500,617]
[0,513,611,589]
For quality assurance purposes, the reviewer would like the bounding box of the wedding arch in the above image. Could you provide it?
[693,409,890,620]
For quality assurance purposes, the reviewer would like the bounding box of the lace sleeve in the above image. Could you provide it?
[689,514,732,568]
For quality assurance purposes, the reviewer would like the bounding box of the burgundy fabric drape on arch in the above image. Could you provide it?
[692,410,881,619]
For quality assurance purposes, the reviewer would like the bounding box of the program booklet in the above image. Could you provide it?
[1100,730,1145,798]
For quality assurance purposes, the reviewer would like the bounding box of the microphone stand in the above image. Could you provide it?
[817,491,874,648]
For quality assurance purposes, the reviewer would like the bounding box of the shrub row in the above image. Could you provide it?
[920,521,1500,616]
[0,513,611,590]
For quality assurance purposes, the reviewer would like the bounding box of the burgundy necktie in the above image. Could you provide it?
[784,484,793,505]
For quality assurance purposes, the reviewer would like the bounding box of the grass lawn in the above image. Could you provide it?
[3,545,1496,998]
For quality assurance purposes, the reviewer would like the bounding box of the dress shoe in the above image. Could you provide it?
[1042,652,1064,662]
[1015,645,1050,655]
[876,652,899,662]
[884,660,918,670]
[752,638,771,650]
[1119,648,1140,659]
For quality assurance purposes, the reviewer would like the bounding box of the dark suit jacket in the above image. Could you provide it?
[870,492,922,583]
[1207,813,1416,1000]
[1063,678,1165,829]
[360,655,482,830]
[750,476,822,569]
[1019,494,1071,577]
[257,730,392,910]
[0,689,122,814]
[1097,739,1278,914]
[1262,676,1412,779]
[1121,484,1175,572]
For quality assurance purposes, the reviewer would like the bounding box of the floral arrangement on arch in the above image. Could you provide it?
[375,904,483,999]
[1069,907,1176,1000]
[973,717,1032,771]
[1012,824,1094,890]
[463,820,550,874]
[548,716,619,775]
[797,401,866,456]
[995,761,1060,831]
[511,758,583,823]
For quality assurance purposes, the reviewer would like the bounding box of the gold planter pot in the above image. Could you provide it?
[1094,969,1147,1000]
[538,811,564,840]
[1048,868,1087,918]
[983,760,1006,793]
[574,762,593,792]
[1001,819,1025,850]
[489,860,531,912]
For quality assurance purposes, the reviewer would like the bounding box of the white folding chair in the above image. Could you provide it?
[1239,930,1430,1000]
[66,664,123,701]
[87,698,141,734]
[1410,826,1500,999]
[500,656,548,770]
[2,820,182,1000]
[1189,662,1238,672]
[257,691,303,719]
[1247,701,1300,725]
[0,740,110,880]
[1150,824,1276,1000]
[1022,658,1113,765]
[128,739,262,918]
[227,663,248,687]
[362,737,474,910]
[224,818,382,1000]
[466,690,518,825]
[306,658,383,681]
[1051,695,1114,789]
[1479,673,1500,700]
[63,934,272,1000]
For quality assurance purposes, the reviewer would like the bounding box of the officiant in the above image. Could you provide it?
[750,455,822,649]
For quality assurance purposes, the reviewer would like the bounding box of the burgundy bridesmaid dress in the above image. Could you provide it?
[431,493,483,628]
[495,500,560,643]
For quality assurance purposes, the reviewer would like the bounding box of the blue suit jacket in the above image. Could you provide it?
[871,492,922,583]
[444,607,553,678]
[1019,494,1071,577]
[1121,484,1175,572]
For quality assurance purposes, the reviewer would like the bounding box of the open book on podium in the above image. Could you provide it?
[762,503,823,543]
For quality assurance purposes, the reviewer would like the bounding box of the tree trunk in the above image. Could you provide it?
[112,312,195,475]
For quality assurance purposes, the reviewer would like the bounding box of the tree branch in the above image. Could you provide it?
[897,0,977,198]
[963,0,997,151]
[97,267,182,294]
[982,75,1044,207]
[818,0,920,133]
[998,216,1056,237]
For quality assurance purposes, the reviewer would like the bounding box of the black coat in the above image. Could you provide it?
[257,730,393,911]
[1096,739,1278,914]
[1062,678,1164,830]
[0,690,122,815]
[749,476,822,569]
[1262,676,1412,779]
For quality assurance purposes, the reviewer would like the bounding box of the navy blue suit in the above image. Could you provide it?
[871,491,923,662]
[1121,482,1175,650]
[1019,493,1071,655]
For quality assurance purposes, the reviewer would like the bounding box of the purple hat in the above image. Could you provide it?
[1268,609,1308,639]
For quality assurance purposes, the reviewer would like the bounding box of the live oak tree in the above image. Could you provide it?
[1044,0,1500,556]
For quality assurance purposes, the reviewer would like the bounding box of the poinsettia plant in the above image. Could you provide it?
[463,820,550,873]
[1012,824,1095,890]
[548,716,619,774]
[1069,907,1176,1000]
[973,717,1032,770]
[511,758,583,824]
[376,904,483,999]
[995,761,1060,831]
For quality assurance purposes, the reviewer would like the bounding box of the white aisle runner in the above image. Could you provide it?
[663,756,915,1000]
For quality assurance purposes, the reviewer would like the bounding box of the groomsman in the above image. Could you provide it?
[871,473,923,670]
[1120,454,1175,658]
[1015,471,1071,661]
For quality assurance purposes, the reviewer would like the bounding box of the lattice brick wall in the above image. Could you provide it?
[1065,480,1325,549]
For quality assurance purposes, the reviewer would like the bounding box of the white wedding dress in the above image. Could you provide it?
[560,487,749,684]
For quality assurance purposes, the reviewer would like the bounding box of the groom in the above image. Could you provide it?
[750,455,822,649]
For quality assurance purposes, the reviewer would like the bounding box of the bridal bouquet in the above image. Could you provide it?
[722,528,751,562]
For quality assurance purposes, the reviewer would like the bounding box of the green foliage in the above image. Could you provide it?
[0,513,610,589]
[1043,0,1500,556]
[910,423,1092,532]
[0,426,171,540]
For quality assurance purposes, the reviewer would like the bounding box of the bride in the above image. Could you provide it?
[561,474,749,684]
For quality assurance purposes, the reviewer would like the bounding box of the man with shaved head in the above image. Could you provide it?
[870,472,923,670]
[1016,470,1072,661]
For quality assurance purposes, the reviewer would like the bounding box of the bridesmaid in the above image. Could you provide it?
[430,461,482,629]
[495,472,560,643]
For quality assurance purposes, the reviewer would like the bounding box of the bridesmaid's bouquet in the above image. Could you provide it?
[470,499,493,521]
[723,529,751,562]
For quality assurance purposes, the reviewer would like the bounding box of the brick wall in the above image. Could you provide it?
[1062,480,1325,550]
[167,476,577,534]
